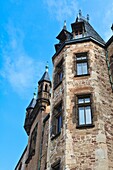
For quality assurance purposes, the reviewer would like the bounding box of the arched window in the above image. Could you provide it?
[40,84,43,91]
[45,84,48,92]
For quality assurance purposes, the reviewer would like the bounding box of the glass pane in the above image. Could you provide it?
[78,98,84,104]
[79,107,85,125]
[59,72,63,81]
[82,62,88,74]
[77,63,82,75]
[85,106,92,124]
[57,115,62,133]
[85,98,90,103]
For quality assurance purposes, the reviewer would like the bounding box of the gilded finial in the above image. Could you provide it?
[79,9,82,18]
[45,61,49,72]
[33,88,37,99]
[63,20,67,30]
[87,14,89,22]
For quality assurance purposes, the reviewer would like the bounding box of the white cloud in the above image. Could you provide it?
[0,21,44,97]
[43,0,78,22]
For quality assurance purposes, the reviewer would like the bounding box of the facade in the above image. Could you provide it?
[15,11,113,170]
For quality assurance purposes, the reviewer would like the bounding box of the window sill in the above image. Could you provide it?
[76,124,95,129]
[74,73,90,77]
[51,132,61,140]
[54,81,62,90]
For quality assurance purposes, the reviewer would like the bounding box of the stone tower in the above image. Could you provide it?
[15,66,51,170]
[15,11,113,170]
[47,11,113,170]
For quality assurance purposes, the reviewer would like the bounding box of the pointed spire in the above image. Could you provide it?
[38,63,51,84]
[78,9,82,18]
[63,20,67,30]
[26,89,37,111]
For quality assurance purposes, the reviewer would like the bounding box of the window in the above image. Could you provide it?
[76,53,89,76]
[51,160,60,170]
[25,123,38,164]
[28,123,38,157]
[54,60,63,88]
[52,163,60,170]
[77,94,93,127]
[110,55,113,80]
[51,102,62,139]
[45,84,48,92]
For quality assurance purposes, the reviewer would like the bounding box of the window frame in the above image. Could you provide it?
[51,102,62,140]
[54,60,63,89]
[76,94,94,128]
[75,52,89,77]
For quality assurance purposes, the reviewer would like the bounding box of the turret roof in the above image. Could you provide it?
[26,93,37,111]
[71,16,105,45]
[38,65,51,84]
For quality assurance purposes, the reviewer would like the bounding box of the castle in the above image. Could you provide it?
[15,11,113,170]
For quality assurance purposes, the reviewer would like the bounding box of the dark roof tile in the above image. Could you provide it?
[38,71,51,84]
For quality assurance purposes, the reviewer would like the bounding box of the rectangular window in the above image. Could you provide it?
[54,60,63,88]
[51,102,62,139]
[57,114,62,133]
[77,95,93,127]
[76,53,89,76]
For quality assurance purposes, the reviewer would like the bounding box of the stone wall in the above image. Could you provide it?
[15,147,27,170]
[47,41,113,170]
[23,103,50,170]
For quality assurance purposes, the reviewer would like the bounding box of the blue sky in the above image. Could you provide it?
[0,0,113,169]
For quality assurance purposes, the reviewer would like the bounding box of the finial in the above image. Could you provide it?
[111,24,113,32]
[63,20,67,30]
[78,9,82,18]
[33,88,37,99]
[87,14,89,22]
[45,61,49,72]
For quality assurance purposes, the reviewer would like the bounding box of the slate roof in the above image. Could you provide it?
[38,71,51,84]
[82,19,105,44]
[71,17,105,45]
[53,16,105,58]
[56,29,72,41]
[26,97,36,111]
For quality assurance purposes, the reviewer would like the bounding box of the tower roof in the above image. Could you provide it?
[53,11,105,57]
[71,15,105,45]
[38,65,51,84]
[26,92,37,111]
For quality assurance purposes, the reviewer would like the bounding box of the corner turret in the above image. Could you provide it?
[37,63,51,106]
[24,90,37,135]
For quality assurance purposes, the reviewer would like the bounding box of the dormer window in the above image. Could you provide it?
[71,21,85,39]
[51,102,62,140]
